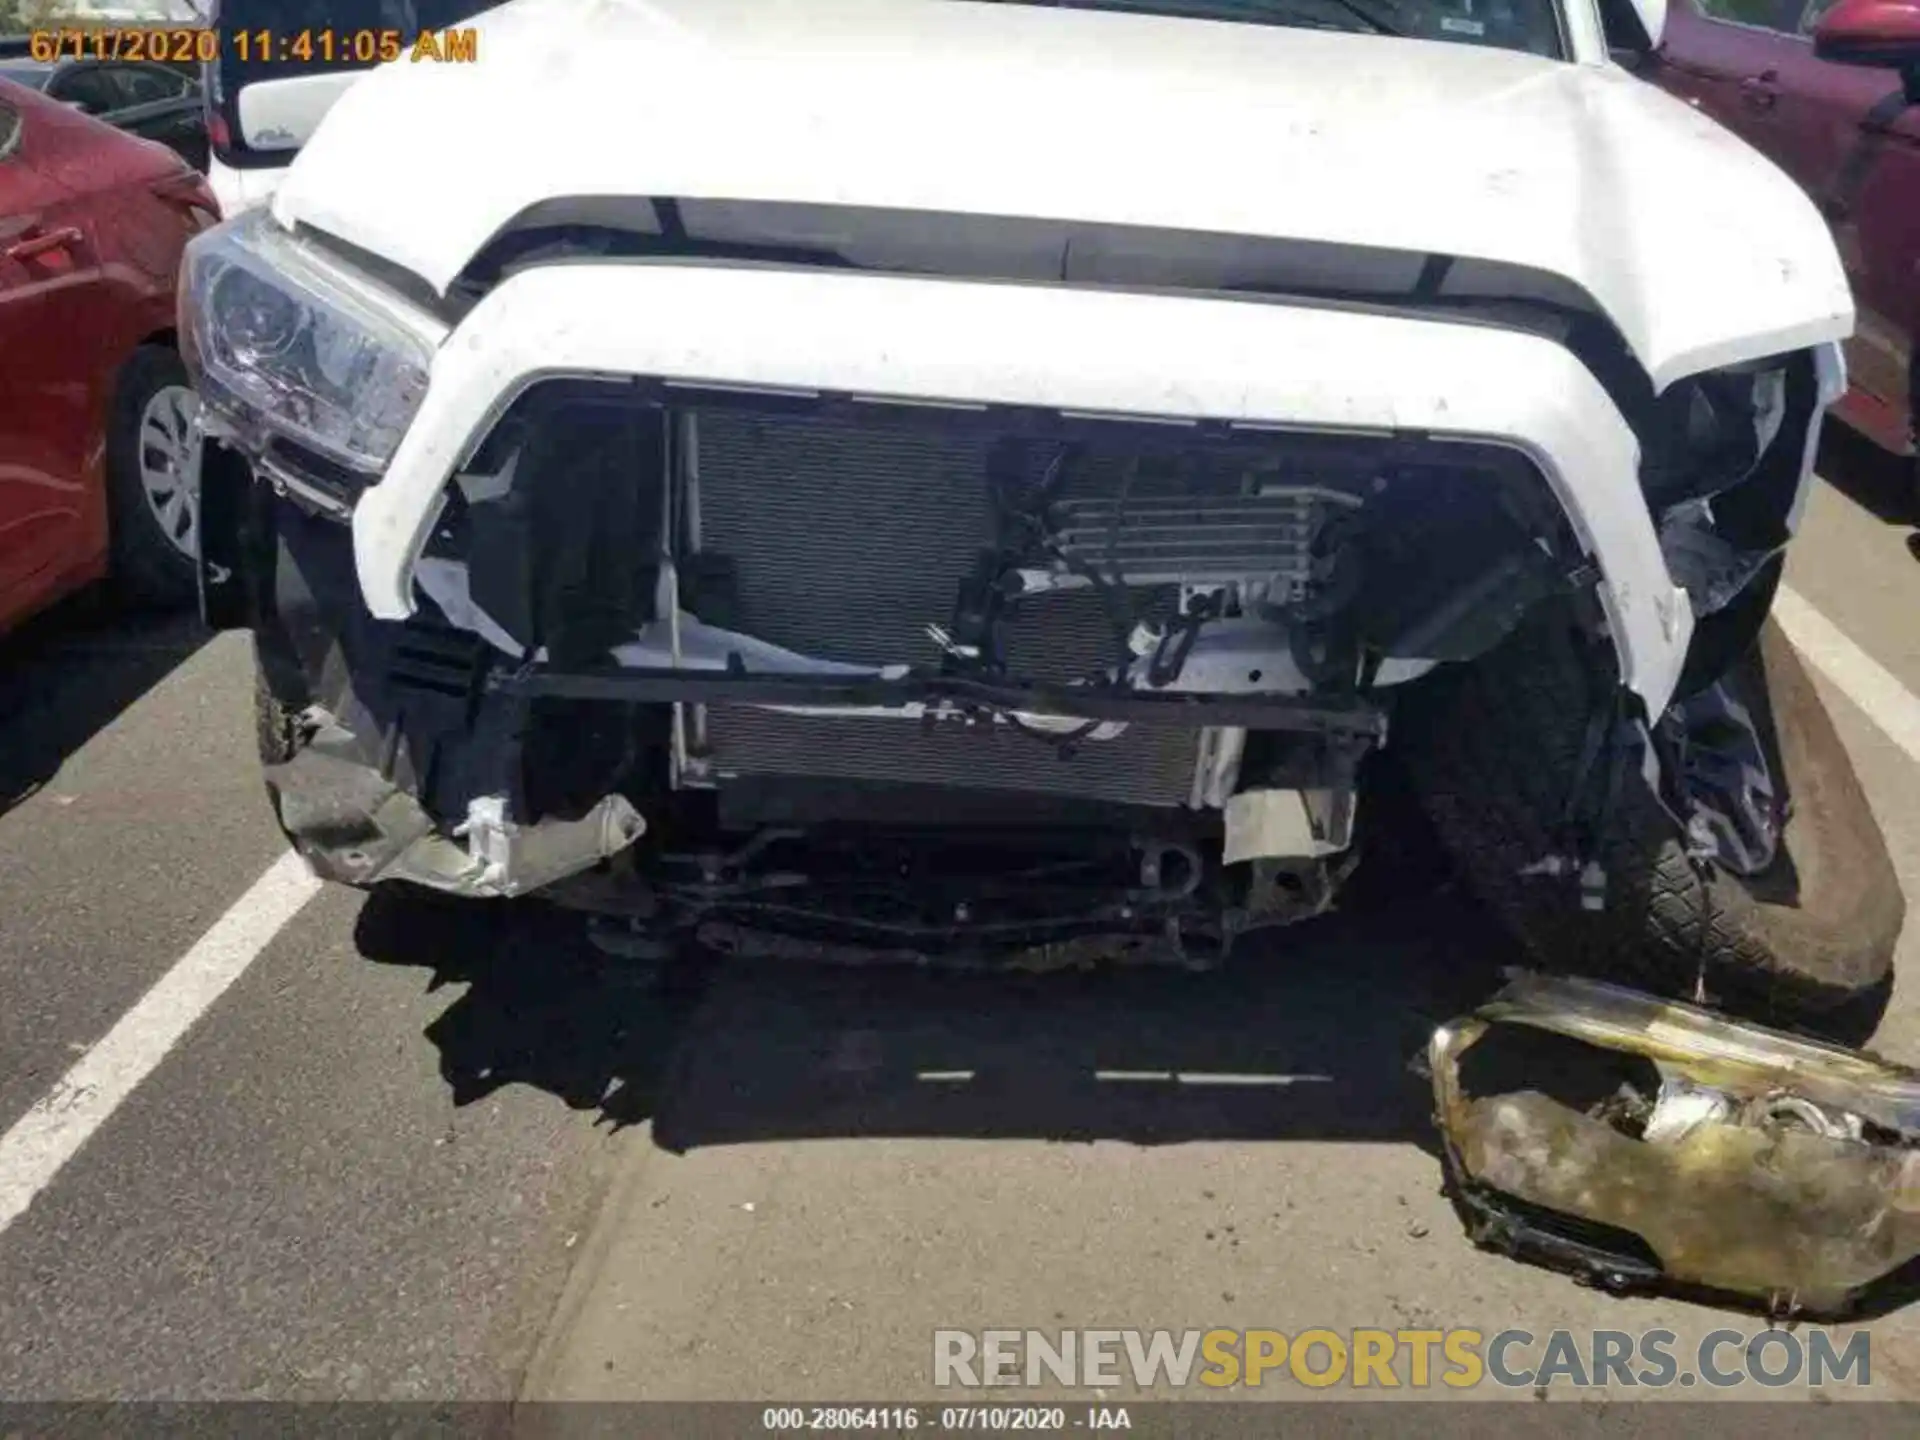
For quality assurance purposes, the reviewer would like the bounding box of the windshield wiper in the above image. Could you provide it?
[1300,0,1403,35]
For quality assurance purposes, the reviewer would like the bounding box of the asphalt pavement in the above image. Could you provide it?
[3,430,1920,1405]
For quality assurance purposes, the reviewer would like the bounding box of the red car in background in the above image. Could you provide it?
[0,75,216,635]
[1649,0,1920,464]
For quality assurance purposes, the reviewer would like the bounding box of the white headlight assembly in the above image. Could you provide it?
[180,208,445,473]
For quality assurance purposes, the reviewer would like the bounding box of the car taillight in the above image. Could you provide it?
[208,111,230,151]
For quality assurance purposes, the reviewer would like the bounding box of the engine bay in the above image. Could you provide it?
[234,378,1596,953]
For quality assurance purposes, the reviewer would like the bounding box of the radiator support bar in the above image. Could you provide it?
[487,665,1388,740]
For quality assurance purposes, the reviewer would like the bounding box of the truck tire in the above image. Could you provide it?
[255,654,300,766]
[253,620,315,767]
[1394,603,1903,1036]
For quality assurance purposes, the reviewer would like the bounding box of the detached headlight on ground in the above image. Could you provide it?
[181,209,443,472]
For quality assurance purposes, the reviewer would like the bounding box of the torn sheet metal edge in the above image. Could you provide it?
[1430,971,1920,1316]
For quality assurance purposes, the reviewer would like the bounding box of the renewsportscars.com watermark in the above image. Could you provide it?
[933,1327,1875,1391]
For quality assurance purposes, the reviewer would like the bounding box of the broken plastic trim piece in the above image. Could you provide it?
[1430,972,1920,1316]
[355,792,645,899]
[441,794,648,898]
[269,733,647,899]
[1222,787,1353,864]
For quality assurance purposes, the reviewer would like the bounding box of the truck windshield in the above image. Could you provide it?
[203,0,1563,172]
[983,0,1564,56]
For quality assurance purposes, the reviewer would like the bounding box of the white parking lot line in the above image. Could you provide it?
[0,848,319,1238]
[1774,584,1920,767]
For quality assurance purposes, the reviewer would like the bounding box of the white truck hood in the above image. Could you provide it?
[272,0,1851,392]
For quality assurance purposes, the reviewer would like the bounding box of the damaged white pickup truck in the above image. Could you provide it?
[184,0,1903,1035]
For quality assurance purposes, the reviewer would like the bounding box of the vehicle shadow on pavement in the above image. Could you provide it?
[649,891,1515,1157]
[0,596,210,819]
[1818,420,1915,529]
[352,872,1522,1157]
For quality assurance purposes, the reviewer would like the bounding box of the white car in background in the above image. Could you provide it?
[200,0,488,213]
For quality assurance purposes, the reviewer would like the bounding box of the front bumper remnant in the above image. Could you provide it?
[1430,972,1920,1316]
[268,720,646,899]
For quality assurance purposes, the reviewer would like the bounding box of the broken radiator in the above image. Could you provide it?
[691,408,1323,809]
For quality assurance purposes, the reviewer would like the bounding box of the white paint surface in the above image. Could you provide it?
[273,0,1851,389]
[0,850,320,1237]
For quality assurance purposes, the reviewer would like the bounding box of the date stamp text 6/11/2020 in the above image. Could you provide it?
[28,27,481,66]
